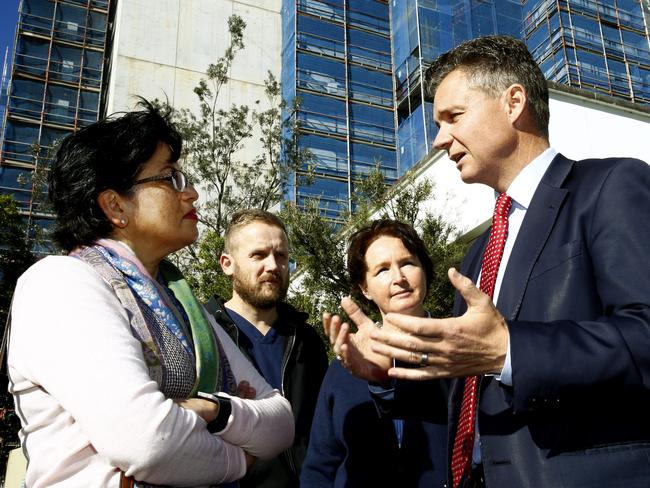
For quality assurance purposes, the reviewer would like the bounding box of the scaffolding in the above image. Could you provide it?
[0,0,115,245]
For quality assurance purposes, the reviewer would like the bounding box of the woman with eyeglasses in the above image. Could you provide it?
[300,219,448,487]
[6,100,294,487]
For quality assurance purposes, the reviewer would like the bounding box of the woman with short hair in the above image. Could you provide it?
[7,100,294,487]
[301,219,447,487]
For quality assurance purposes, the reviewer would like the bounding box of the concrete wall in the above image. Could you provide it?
[105,0,282,169]
[408,88,650,236]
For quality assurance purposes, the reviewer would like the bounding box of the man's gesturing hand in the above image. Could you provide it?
[370,268,509,380]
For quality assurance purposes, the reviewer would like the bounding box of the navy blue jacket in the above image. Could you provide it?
[301,360,448,487]
[379,155,650,487]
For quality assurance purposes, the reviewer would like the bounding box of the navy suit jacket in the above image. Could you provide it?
[448,154,650,487]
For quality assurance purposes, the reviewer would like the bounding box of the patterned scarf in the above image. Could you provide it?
[80,238,236,396]
[72,240,237,487]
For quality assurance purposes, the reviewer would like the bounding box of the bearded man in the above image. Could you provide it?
[205,209,328,488]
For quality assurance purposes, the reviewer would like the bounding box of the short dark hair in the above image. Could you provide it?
[425,35,549,138]
[223,209,288,254]
[48,98,182,252]
[347,219,433,309]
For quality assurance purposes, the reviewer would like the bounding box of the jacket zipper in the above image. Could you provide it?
[281,332,296,474]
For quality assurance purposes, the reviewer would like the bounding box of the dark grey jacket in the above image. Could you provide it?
[205,295,328,488]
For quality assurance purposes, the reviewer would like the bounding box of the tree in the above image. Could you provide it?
[0,195,36,328]
[161,14,312,301]
[0,195,35,469]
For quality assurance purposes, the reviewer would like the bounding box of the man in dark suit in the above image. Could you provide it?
[326,35,650,487]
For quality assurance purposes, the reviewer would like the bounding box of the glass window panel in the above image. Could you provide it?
[350,141,397,179]
[629,65,650,102]
[419,6,455,62]
[40,127,70,148]
[349,103,394,143]
[297,53,345,97]
[349,102,393,127]
[390,0,411,69]
[347,27,391,69]
[622,30,650,63]
[527,23,551,60]
[3,120,39,163]
[348,65,392,106]
[88,10,107,31]
[348,28,389,53]
[297,175,349,218]
[299,134,348,175]
[50,44,83,84]
[347,0,389,34]
[21,0,54,36]
[298,0,345,23]
[44,84,78,125]
[300,92,345,117]
[0,165,33,191]
[397,104,426,176]
[298,175,348,199]
[78,90,99,125]
[9,78,44,119]
[351,0,388,20]
[298,93,347,137]
[297,53,345,82]
[350,141,395,167]
[23,0,54,17]
[14,37,50,79]
[0,165,33,205]
[82,50,103,86]
[575,48,610,89]
[55,3,87,43]
[298,15,344,40]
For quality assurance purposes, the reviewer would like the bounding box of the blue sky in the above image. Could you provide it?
[1,0,21,71]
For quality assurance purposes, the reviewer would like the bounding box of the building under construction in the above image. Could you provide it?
[0,0,114,250]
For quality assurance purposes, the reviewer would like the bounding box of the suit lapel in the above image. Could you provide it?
[497,154,574,319]
[454,233,489,316]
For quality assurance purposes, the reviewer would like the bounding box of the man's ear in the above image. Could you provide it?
[97,189,128,228]
[503,83,527,124]
[220,253,234,276]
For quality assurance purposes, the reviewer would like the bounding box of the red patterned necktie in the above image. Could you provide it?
[450,193,512,488]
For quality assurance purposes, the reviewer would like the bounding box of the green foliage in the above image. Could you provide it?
[180,231,232,301]
[0,195,36,460]
[281,199,350,312]
[420,214,468,318]
[353,165,434,227]
[0,195,36,326]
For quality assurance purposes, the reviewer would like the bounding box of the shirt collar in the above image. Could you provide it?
[500,147,557,210]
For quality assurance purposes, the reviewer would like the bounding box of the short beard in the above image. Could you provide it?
[232,273,289,310]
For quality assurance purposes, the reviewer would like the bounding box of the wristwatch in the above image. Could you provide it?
[197,391,232,433]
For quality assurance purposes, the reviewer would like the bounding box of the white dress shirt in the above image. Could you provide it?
[472,147,557,464]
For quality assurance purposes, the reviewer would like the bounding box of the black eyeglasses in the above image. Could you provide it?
[132,168,192,192]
